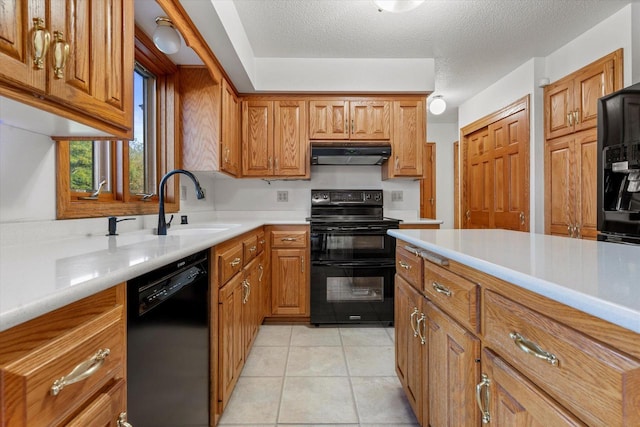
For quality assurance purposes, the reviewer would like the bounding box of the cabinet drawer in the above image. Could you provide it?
[484,290,640,426]
[395,245,423,288]
[423,261,478,332]
[65,378,127,427]
[218,243,243,286]
[270,230,307,248]
[243,235,259,265]
[2,307,125,427]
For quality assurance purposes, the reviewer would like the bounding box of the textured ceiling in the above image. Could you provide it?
[136,0,636,122]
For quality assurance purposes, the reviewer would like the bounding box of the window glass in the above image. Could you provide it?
[69,140,111,194]
[130,65,158,197]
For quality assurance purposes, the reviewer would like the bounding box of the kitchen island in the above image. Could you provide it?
[389,228,640,426]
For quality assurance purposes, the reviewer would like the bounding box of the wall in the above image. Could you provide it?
[427,122,459,229]
[458,3,636,234]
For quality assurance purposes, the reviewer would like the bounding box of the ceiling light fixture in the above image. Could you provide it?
[373,0,425,13]
[153,17,181,54]
[429,95,447,115]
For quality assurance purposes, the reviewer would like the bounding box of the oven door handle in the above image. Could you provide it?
[312,260,396,268]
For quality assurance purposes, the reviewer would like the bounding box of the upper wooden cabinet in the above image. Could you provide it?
[544,49,622,140]
[242,99,308,178]
[0,0,134,137]
[309,100,391,140]
[383,100,425,178]
[221,79,241,176]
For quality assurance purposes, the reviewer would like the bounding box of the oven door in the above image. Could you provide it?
[310,260,395,325]
[310,225,396,262]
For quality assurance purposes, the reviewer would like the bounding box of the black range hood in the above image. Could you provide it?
[311,143,392,166]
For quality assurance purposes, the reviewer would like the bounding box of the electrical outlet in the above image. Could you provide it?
[277,190,289,202]
[391,190,403,202]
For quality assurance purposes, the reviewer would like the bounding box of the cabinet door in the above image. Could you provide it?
[387,100,424,177]
[394,275,424,425]
[544,79,574,140]
[0,0,47,92]
[490,110,529,231]
[221,79,240,176]
[274,100,307,177]
[271,248,308,316]
[574,128,598,239]
[308,100,349,139]
[465,128,491,228]
[243,257,261,355]
[350,100,391,140]
[49,0,133,129]
[218,274,244,412]
[427,301,480,427]
[242,100,274,176]
[480,349,585,427]
[573,57,616,133]
[545,133,573,237]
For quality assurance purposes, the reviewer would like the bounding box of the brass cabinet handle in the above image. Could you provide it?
[351,119,354,133]
[475,373,491,424]
[117,412,133,427]
[519,211,525,225]
[395,155,400,170]
[281,237,297,242]
[567,224,573,237]
[466,210,471,221]
[31,18,50,69]
[398,260,411,270]
[510,331,559,366]
[567,111,574,126]
[230,257,241,267]
[51,348,110,396]
[268,157,273,170]
[345,119,348,133]
[574,110,580,124]
[259,239,265,245]
[432,281,452,297]
[416,313,426,345]
[224,147,230,164]
[275,158,279,170]
[575,223,581,239]
[258,264,264,282]
[301,256,305,273]
[242,279,250,304]
[410,307,419,337]
[249,245,257,253]
[52,30,70,79]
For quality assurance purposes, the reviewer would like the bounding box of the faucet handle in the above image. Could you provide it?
[166,214,174,229]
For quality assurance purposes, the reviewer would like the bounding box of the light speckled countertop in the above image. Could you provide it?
[0,218,307,331]
[389,229,640,334]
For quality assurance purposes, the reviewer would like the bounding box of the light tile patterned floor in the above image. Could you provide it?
[218,324,419,427]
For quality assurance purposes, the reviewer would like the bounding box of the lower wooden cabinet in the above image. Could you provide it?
[0,285,126,427]
[426,301,480,427]
[394,274,425,425]
[480,349,585,426]
[267,225,310,318]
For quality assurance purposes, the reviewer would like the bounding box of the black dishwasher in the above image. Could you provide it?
[127,250,210,427]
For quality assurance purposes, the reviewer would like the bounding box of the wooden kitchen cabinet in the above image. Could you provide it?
[309,99,391,140]
[218,272,244,413]
[0,0,134,137]
[221,79,241,176]
[544,50,622,240]
[479,349,585,426]
[426,301,480,427]
[545,128,598,239]
[0,285,127,427]
[394,274,425,425]
[242,99,308,178]
[383,100,424,178]
[544,49,622,140]
[268,225,309,317]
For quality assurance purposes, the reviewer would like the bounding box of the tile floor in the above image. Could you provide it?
[218,324,419,427]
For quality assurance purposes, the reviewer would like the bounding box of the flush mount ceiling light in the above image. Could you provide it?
[429,95,447,115]
[153,17,181,54]
[373,0,425,13]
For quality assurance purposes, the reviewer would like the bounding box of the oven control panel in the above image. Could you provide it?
[311,189,383,205]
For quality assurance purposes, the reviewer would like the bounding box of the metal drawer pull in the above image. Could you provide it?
[31,18,50,69]
[420,250,449,266]
[51,348,110,396]
[475,374,491,424]
[398,260,411,270]
[510,332,559,366]
[432,281,452,297]
[403,245,421,256]
[52,30,69,79]
[249,245,257,253]
[230,257,241,267]
[281,237,298,241]
[416,313,426,345]
[410,307,419,337]
[117,412,133,427]
[258,264,264,282]
[259,239,265,244]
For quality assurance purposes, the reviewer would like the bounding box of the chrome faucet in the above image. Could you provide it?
[157,169,205,235]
